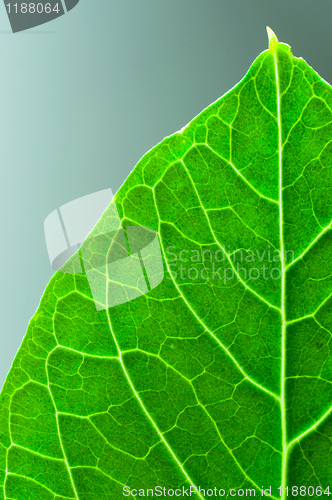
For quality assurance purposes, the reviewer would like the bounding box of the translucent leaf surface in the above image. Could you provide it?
[1,31,332,499]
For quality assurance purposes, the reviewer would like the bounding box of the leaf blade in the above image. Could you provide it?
[2,35,332,499]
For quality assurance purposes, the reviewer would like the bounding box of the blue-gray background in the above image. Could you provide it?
[0,0,331,389]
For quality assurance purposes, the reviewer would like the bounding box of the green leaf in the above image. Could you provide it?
[1,28,332,499]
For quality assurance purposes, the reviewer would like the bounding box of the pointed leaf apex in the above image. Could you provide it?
[266,26,278,53]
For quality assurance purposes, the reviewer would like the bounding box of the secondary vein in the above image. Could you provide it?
[151,193,279,402]
[104,248,205,500]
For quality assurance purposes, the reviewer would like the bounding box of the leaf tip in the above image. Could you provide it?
[266,26,278,53]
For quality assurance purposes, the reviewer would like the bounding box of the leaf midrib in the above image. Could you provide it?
[274,47,287,500]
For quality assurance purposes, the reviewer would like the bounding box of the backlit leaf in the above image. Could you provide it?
[1,29,332,499]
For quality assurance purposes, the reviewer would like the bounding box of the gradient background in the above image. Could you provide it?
[1,0,332,390]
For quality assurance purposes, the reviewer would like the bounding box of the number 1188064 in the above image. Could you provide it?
[6,3,60,14]
[278,486,330,497]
